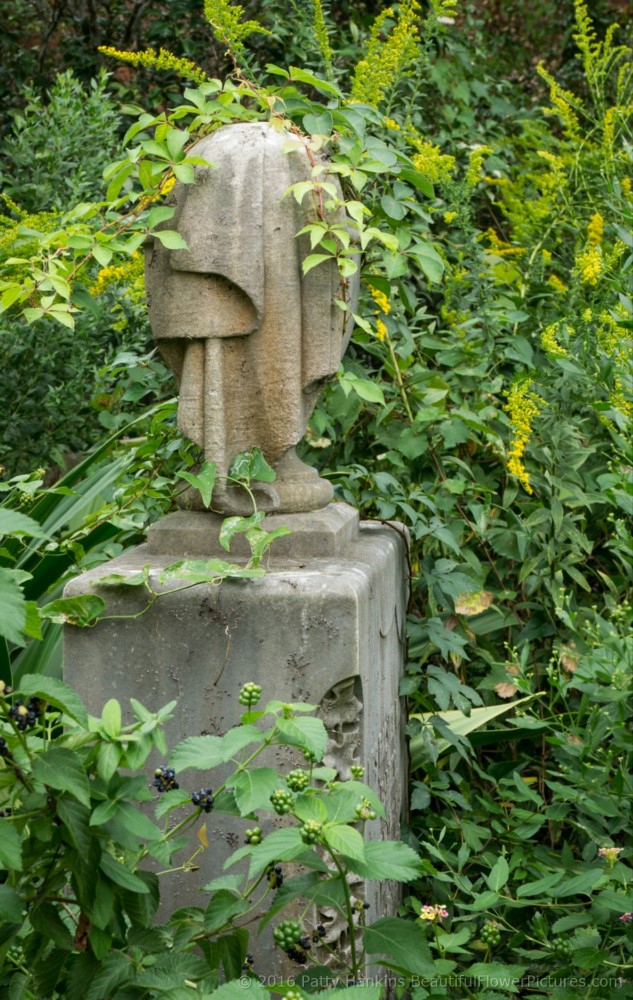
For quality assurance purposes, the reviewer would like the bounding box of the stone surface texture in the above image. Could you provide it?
[63,504,408,969]
[145,122,358,515]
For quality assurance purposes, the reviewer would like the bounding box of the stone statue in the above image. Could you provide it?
[145,121,357,515]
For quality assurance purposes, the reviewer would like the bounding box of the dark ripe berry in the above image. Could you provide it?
[286,769,309,792]
[191,788,214,812]
[244,826,263,845]
[298,936,311,950]
[0,737,8,756]
[242,953,254,971]
[238,682,262,707]
[152,766,179,793]
[270,789,295,815]
[266,863,284,889]
[300,820,322,844]
[317,923,326,936]
[0,682,12,696]
[286,946,308,965]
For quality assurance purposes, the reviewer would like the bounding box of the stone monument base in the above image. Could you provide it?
[63,503,408,967]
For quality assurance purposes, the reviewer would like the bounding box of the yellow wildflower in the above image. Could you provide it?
[541,248,552,263]
[587,212,604,247]
[465,145,492,188]
[370,288,391,314]
[90,252,144,299]
[443,211,458,224]
[485,228,526,257]
[410,135,455,184]
[623,177,632,199]
[383,117,401,131]
[162,175,176,196]
[351,1,421,107]
[537,62,584,141]
[375,318,388,341]
[504,383,543,494]
[540,323,568,356]
[583,308,593,321]
[576,246,602,285]
[98,46,210,84]
[548,274,568,293]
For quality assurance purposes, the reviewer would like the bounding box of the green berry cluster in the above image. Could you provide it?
[239,683,262,707]
[270,789,295,815]
[350,765,364,779]
[283,991,303,1000]
[354,797,377,821]
[480,920,502,947]
[551,936,573,958]
[286,769,309,792]
[300,820,322,844]
[303,749,318,764]
[244,826,263,845]
[273,920,311,963]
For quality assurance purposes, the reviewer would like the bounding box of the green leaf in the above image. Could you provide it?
[31,747,90,806]
[176,461,216,507]
[154,228,189,249]
[40,594,105,626]
[515,872,563,898]
[159,559,264,584]
[410,698,535,769]
[56,797,92,855]
[346,840,423,881]
[303,111,333,135]
[408,240,445,283]
[324,824,365,861]
[171,725,265,771]
[205,980,269,1000]
[85,953,131,1000]
[100,852,150,893]
[302,253,333,274]
[18,675,88,727]
[0,568,28,645]
[465,963,527,994]
[487,856,510,892]
[363,917,436,975]
[101,698,121,738]
[229,767,279,814]
[274,716,327,758]
[204,890,250,933]
[0,884,23,922]
[0,509,51,539]
[173,163,195,184]
[219,512,264,552]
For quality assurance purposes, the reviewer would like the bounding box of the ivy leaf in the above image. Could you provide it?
[176,460,216,507]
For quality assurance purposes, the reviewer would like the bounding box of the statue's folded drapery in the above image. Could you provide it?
[145,122,355,514]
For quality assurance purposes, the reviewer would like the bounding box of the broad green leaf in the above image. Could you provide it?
[176,461,216,507]
[229,767,279,814]
[515,872,564,898]
[0,568,28,645]
[100,852,150,893]
[56,797,92,855]
[85,953,131,1000]
[40,594,105,627]
[171,725,264,771]
[18,675,88,727]
[206,980,269,1000]
[324,824,365,862]
[346,840,423,881]
[32,747,91,807]
[0,884,23,923]
[204,890,250,933]
[363,917,436,975]
[487,856,510,892]
[0,509,50,539]
[154,229,189,250]
[274,716,327,759]
[410,697,536,768]
[0,822,22,870]
[303,111,333,135]
[101,698,121,738]
[219,513,264,552]
[465,963,527,994]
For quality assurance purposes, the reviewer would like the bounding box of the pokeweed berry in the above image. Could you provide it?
[270,788,295,815]
[480,920,502,947]
[266,863,284,889]
[244,826,263,845]
[300,820,322,845]
[191,788,214,813]
[286,769,309,792]
[153,767,179,793]
[354,797,377,821]
[239,682,262,707]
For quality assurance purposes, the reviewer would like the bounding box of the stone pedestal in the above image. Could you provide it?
[63,503,408,965]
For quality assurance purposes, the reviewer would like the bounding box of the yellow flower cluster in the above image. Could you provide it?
[465,145,492,187]
[504,383,543,494]
[587,212,604,247]
[351,0,421,108]
[596,311,633,418]
[98,46,209,85]
[410,136,455,184]
[575,213,604,285]
[485,229,526,257]
[90,252,145,302]
[370,286,391,341]
[537,63,584,141]
[540,323,568,356]
[203,0,270,57]
[312,0,333,77]
[547,274,568,293]
[443,211,458,223]
[383,117,401,131]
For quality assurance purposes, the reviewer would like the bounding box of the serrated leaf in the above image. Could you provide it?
[0,884,23,923]
[229,767,279,814]
[275,716,327,758]
[171,725,264,771]
[0,509,51,539]
[346,840,423,881]
[56,797,92,855]
[363,917,436,975]
[324,824,365,861]
[100,852,150,893]
[466,963,527,993]
[18,675,88,727]
[0,568,28,645]
[31,747,90,806]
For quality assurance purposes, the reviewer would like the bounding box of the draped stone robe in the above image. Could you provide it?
[145,122,355,514]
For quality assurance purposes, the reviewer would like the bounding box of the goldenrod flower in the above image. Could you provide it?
[540,323,568,356]
[443,211,458,223]
[375,318,388,341]
[351,0,421,108]
[370,288,391,315]
[99,46,209,84]
[576,246,602,285]
[504,383,543,494]
[547,274,568,293]
[410,135,455,184]
[465,145,492,187]
[587,212,604,247]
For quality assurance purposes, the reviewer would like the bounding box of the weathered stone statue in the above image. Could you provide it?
[145,121,356,514]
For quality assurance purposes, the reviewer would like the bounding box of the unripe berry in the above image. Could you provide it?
[239,682,262,707]
[270,789,295,815]
[286,769,309,792]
